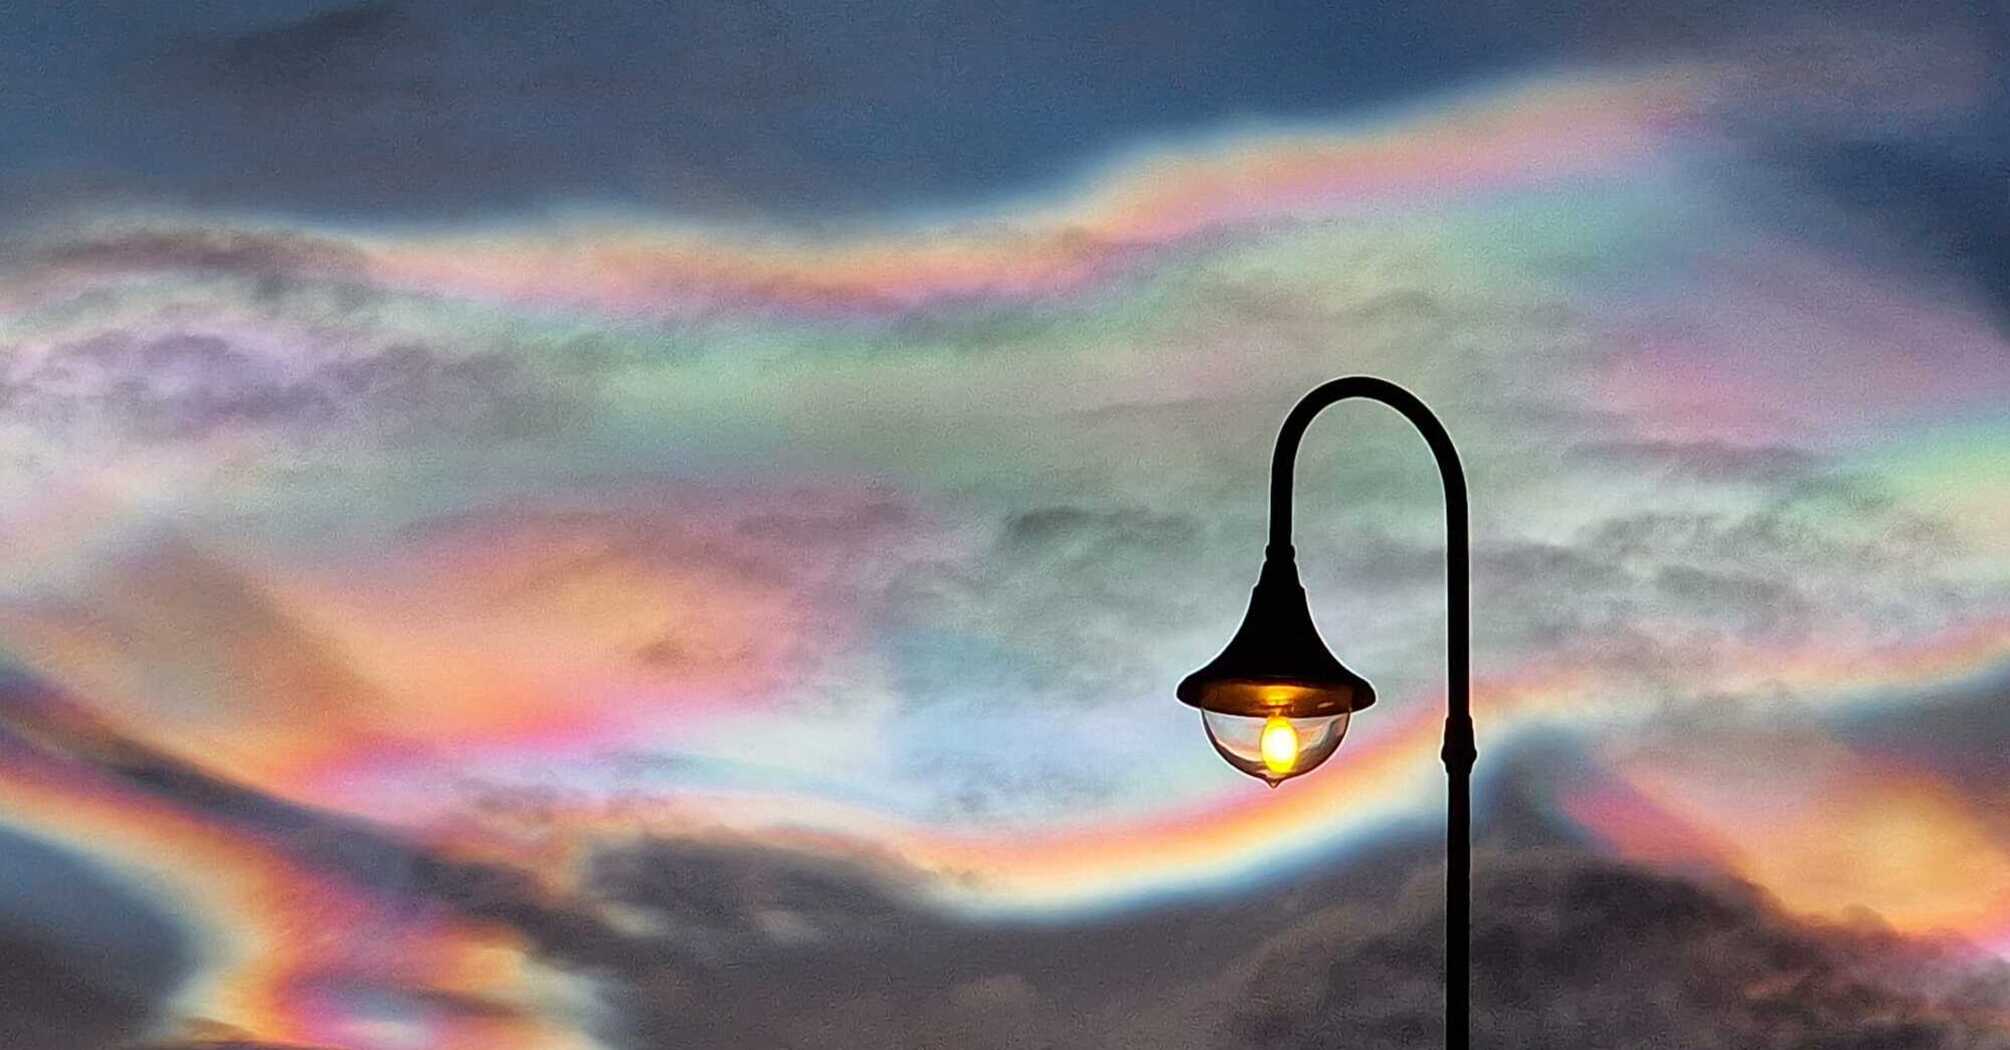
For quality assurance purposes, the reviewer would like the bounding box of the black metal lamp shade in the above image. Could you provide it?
[1176,554,1375,718]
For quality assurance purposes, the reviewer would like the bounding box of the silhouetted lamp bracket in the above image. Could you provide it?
[1176,375,1475,1050]
[1176,374,1476,1049]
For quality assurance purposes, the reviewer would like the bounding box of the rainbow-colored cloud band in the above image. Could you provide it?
[2,53,2007,1049]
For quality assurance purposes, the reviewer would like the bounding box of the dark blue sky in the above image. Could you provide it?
[8,0,1523,219]
[17,0,2000,226]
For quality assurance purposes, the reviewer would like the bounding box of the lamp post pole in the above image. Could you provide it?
[1267,376,1473,1050]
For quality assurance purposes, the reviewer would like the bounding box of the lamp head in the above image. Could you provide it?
[1177,551,1374,785]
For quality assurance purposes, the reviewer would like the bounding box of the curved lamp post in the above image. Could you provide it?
[1177,375,1473,1050]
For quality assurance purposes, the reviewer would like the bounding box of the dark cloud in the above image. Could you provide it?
[1772,128,2010,332]
[130,1043,343,1050]
[125,1023,346,1050]
[8,660,2009,1049]
[1579,486,1963,581]
[0,665,690,985]
[1456,475,1979,682]
[887,503,1220,709]
[871,503,1230,817]
[551,798,2010,1049]
[1701,9,2010,331]
[1567,439,1824,485]
[1831,672,2010,828]
[3,331,329,437]
[25,228,367,284]
[0,330,606,444]
[1231,849,2010,1050]
[0,832,190,1050]
[577,833,1374,1049]
[473,731,2010,1049]
[137,1009,450,1050]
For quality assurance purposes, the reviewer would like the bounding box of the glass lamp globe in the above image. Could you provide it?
[1201,709,1349,786]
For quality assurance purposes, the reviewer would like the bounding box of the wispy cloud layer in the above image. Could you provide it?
[0,5,2007,1046]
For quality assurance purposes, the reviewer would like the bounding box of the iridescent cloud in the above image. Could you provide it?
[2,45,2007,1048]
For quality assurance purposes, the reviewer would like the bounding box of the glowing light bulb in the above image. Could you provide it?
[1198,710,1349,785]
[1259,715,1299,777]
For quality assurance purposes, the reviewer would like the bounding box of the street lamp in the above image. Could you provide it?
[1177,375,1474,1050]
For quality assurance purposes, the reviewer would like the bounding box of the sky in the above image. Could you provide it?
[1,2,2008,1048]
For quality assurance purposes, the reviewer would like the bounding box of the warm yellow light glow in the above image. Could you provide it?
[1259,715,1299,776]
